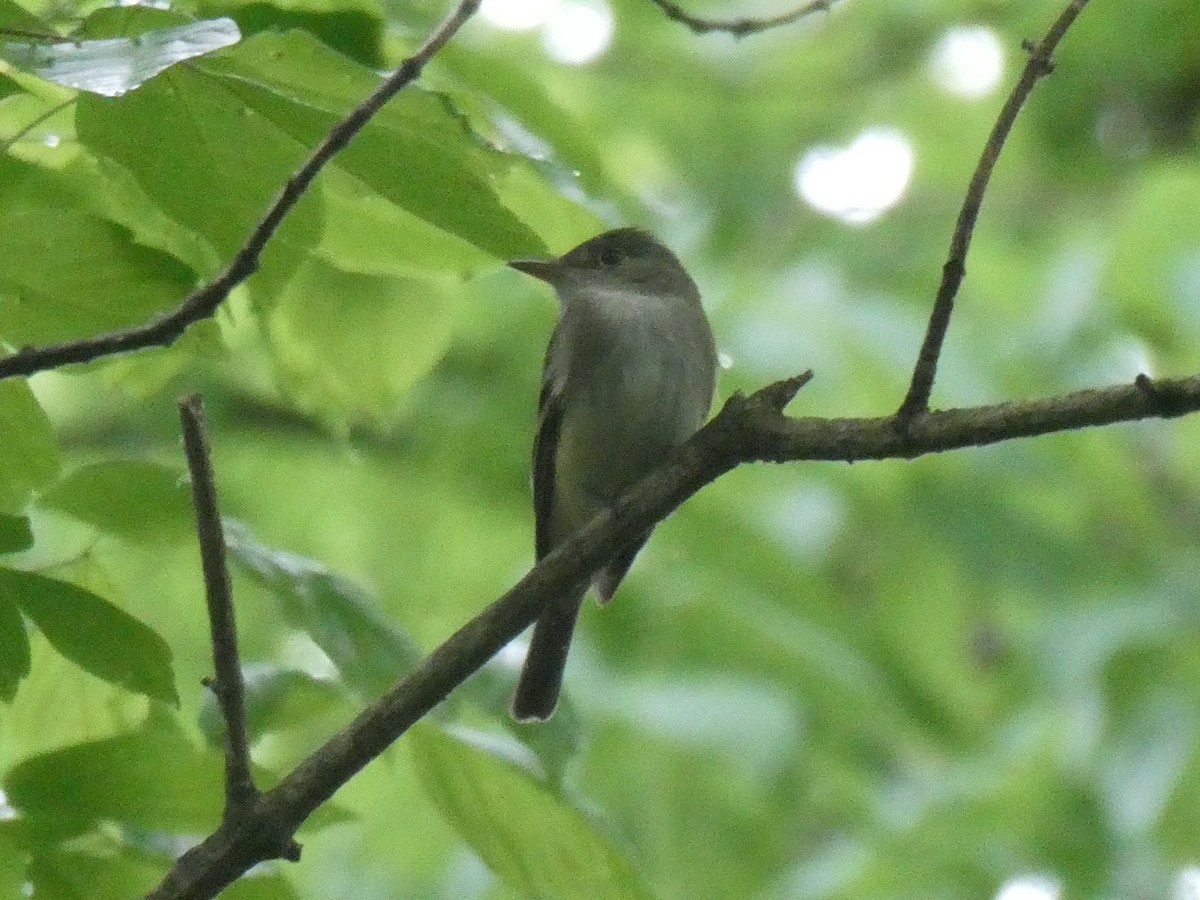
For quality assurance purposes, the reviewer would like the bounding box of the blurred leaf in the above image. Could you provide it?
[0,828,28,898]
[0,70,22,100]
[0,567,177,704]
[26,842,166,899]
[38,460,193,545]
[1107,162,1200,353]
[0,593,30,702]
[0,0,47,34]
[225,519,422,698]
[411,725,654,900]
[4,709,223,836]
[0,380,58,513]
[221,872,301,900]
[267,256,457,425]
[0,14,240,97]
[197,663,344,746]
[0,513,33,553]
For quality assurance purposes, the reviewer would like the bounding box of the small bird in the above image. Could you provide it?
[508,228,717,721]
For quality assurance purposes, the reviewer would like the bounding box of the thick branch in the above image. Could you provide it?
[898,0,1090,419]
[648,0,838,37]
[179,395,258,824]
[0,0,481,382]
[145,369,1200,899]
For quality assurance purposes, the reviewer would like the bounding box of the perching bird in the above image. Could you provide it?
[508,228,717,721]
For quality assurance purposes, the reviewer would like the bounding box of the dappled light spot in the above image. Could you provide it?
[480,0,559,31]
[930,25,1005,98]
[794,128,914,225]
[542,0,614,65]
[995,875,1060,900]
[1174,866,1200,899]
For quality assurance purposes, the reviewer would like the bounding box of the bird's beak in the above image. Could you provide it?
[508,258,562,283]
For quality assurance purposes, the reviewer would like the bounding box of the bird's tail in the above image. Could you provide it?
[511,588,585,722]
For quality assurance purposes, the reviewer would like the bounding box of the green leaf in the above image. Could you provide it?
[26,843,166,900]
[411,725,655,900]
[199,30,546,260]
[0,13,240,97]
[196,0,387,68]
[220,872,301,900]
[0,567,177,704]
[0,202,198,347]
[267,256,456,424]
[0,513,33,553]
[75,63,324,263]
[0,0,47,34]
[3,709,224,836]
[225,520,422,698]
[38,460,193,545]
[197,663,344,746]
[0,380,58,513]
[0,70,22,100]
[0,593,30,702]
[0,828,29,899]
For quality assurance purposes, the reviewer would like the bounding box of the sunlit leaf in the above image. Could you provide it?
[411,725,654,900]
[0,380,58,514]
[0,200,198,348]
[38,460,193,545]
[3,710,222,836]
[0,568,177,704]
[26,842,167,899]
[267,256,456,424]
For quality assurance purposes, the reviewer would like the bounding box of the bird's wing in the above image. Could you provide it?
[532,331,565,561]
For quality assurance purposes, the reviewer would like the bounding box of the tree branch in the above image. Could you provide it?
[179,395,260,829]
[897,0,1091,420]
[145,368,1200,899]
[648,0,838,37]
[0,0,482,382]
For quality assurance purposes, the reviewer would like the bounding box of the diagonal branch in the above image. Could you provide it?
[145,368,1200,899]
[648,0,839,37]
[897,0,1091,421]
[179,394,259,827]
[0,0,481,383]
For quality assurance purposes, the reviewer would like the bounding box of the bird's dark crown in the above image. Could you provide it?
[559,227,683,274]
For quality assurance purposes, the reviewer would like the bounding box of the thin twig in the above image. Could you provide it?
[146,368,1200,899]
[648,0,838,37]
[0,96,76,155]
[897,0,1090,421]
[179,394,257,823]
[0,0,482,382]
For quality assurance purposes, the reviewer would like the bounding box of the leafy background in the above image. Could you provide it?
[1,0,1199,897]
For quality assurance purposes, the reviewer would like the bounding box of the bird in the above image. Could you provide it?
[507,227,717,721]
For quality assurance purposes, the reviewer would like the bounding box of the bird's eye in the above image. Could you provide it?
[598,247,622,266]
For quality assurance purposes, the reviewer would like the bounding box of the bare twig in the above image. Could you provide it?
[0,0,482,382]
[897,0,1091,421]
[648,0,838,37]
[179,395,258,825]
[146,368,1200,899]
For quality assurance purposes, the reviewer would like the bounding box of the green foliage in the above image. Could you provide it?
[413,724,655,900]
[1,0,1199,897]
[0,566,178,703]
